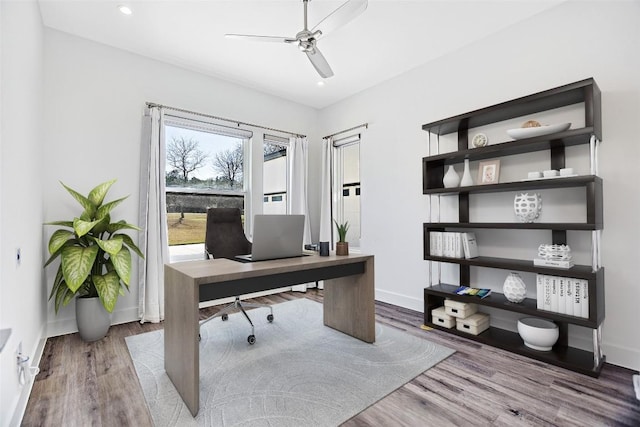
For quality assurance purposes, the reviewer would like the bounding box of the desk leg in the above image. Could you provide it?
[323,257,375,343]
[164,266,200,416]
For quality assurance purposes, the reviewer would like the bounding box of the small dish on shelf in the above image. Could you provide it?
[520,174,578,181]
[507,122,571,140]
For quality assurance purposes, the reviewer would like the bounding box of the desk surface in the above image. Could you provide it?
[167,252,373,285]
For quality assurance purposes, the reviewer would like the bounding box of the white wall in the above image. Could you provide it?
[42,29,319,336]
[0,1,46,425]
[318,1,640,370]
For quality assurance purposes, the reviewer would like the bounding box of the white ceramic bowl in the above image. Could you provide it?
[517,317,559,351]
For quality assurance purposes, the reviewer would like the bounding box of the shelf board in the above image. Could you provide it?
[423,175,600,195]
[423,321,604,377]
[423,128,594,164]
[424,283,597,327]
[421,78,597,136]
[424,222,599,231]
[424,255,598,280]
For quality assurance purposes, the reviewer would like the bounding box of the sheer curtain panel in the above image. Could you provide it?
[138,106,169,323]
[289,136,312,292]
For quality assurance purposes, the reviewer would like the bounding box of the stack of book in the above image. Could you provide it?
[452,286,492,299]
[429,232,478,259]
[536,274,589,318]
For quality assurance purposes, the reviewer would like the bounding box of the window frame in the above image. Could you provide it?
[331,133,361,249]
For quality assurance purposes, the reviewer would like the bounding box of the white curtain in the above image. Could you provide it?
[319,137,333,244]
[138,106,169,323]
[288,136,312,292]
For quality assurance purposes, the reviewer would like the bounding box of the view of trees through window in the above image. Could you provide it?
[165,125,246,247]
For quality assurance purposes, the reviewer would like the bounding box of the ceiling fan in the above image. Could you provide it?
[225,0,368,78]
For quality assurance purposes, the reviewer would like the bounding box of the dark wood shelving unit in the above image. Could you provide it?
[421,78,601,139]
[423,174,600,195]
[423,284,605,377]
[421,78,605,377]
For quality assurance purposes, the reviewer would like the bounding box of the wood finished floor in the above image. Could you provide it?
[24,290,640,426]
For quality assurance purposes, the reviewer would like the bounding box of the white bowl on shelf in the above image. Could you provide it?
[517,317,559,351]
[507,122,571,140]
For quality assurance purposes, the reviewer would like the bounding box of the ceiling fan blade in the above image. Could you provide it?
[311,0,367,37]
[225,34,294,43]
[306,47,334,78]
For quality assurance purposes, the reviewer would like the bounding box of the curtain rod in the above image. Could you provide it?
[323,123,368,140]
[146,102,306,138]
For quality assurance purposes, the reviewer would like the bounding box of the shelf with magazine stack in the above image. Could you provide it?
[421,78,605,377]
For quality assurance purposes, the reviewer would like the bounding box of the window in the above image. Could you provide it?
[263,134,289,215]
[332,134,361,249]
[164,115,252,260]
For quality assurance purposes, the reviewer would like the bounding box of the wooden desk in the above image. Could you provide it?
[164,253,375,416]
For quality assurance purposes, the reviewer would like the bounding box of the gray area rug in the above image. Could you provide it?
[126,298,454,426]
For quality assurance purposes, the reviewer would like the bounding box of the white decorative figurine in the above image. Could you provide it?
[538,244,572,261]
[514,193,542,223]
[503,272,527,303]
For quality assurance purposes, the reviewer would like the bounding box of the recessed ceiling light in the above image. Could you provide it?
[118,5,133,15]
[317,81,325,87]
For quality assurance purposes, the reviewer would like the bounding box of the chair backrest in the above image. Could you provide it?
[205,208,252,259]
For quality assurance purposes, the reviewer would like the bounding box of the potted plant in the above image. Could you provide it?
[334,220,350,256]
[44,179,143,342]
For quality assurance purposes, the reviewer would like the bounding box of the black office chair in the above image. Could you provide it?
[200,208,273,344]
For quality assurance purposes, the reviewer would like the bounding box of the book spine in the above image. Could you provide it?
[443,232,450,258]
[462,233,470,259]
[465,232,479,259]
[557,277,566,314]
[429,232,437,256]
[581,279,589,319]
[536,274,543,309]
[573,280,582,317]
[543,275,552,311]
[550,276,559,313]
[435,232,443,256]
[565,278,574,316]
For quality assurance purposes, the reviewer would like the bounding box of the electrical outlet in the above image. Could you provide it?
[15,341,22,375]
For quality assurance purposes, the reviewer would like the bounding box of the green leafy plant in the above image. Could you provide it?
[334,220,350,243]
[44,179,144,314]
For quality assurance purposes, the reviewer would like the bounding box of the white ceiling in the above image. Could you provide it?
[38,0,563,109]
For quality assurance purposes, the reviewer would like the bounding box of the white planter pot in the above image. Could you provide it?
[76,297,111,342]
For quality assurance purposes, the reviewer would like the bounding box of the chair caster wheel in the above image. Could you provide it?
[221,314,228,321]
[267,314,274,322]
[248,335,256,345]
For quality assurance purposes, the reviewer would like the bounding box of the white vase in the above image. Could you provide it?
[443,165,460,188]
[460,159,474,186]
[503,272,527,303]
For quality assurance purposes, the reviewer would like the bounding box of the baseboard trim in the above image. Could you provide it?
[10,326,47,427]
[375,289,423,312]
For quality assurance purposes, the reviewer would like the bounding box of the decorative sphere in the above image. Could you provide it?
[503,272,526,303]
[514,192,542,223]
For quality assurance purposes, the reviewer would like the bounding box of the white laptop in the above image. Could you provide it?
[235,214,306,262]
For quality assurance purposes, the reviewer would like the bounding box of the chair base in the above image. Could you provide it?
[199,297,273,344]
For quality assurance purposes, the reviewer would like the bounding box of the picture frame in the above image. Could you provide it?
[478,159,500,185]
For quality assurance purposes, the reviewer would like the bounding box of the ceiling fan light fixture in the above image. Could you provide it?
[226,0,368,78]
